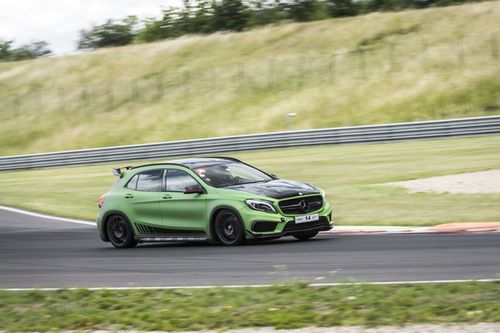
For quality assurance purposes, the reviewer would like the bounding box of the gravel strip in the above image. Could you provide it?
[91,323,500,333]
[379,170,500,194]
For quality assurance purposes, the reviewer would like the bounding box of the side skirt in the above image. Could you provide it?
[137,236,208,243]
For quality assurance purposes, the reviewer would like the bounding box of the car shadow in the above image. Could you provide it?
[101,236,332,250]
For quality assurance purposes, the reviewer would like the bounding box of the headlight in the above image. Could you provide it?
[245,199,277,213]
[320,188,327,200]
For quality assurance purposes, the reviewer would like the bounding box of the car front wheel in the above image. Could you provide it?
[106,215,138,248]
[214,209,246,246]
[293,230,319,241]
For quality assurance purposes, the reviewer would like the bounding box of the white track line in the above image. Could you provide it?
[0,205,96,226]
[3,278,500,291]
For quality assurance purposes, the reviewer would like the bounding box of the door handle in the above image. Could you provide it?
[124,194,134,199]
[162,195,172,199]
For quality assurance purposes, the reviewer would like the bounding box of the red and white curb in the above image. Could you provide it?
[321,223,500,235]
[1,206,500,235]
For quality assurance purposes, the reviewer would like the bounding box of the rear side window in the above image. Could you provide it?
[135,170,163,192]
[126,175,138,190]
[166,169,199,192]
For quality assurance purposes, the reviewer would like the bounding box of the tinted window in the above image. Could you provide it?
[126,175,138,190]
[136,170,163,192]
[166,169,199,192]
[193,162,272,188]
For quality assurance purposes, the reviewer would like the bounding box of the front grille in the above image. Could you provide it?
[279,195,323,215]
[252,221,278,232]
[283,216,330,232]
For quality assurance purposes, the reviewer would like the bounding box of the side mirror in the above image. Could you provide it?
[184,184,205,194]
[270,174,279,180]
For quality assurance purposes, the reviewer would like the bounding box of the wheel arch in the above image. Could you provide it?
[101,210,134,241]
[209,205,245,241]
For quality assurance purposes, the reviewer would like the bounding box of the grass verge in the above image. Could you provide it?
[0,135,499,226]
[1,282,499,331]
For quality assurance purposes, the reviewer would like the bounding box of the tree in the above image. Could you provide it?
[0,40,13,60]
[192,0,215,33]
[78,16,138,49]
[288,0,329,22]
[211,0,250,32]
[329,0,359,17]
[21,41,51,58]
[247,0,288,27]
[135,9,182,43]
[0,39,51,61]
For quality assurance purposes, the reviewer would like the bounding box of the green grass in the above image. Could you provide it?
[1,282,499,331]
[0,1,499,155]
[1,135,499,226]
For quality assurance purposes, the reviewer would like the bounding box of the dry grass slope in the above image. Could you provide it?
[0,1,499,155]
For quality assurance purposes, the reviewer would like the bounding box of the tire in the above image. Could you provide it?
[214,209,246,246]
[293,230,319,241]
[106,215,138,248]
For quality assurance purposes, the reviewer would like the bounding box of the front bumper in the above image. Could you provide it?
[247,218,332,239]
[239,202,334,239]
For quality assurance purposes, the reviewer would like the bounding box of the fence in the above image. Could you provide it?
[0,31,498,117]
[1,115,499,171]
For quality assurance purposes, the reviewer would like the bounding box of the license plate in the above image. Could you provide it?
[295,214,319,224]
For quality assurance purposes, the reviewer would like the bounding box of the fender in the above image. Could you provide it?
[209,205,245,241]
[101,210,134,241]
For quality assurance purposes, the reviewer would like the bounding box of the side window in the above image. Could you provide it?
[166,169,200,192]
[136,170,163,192]
[126,175,138,190]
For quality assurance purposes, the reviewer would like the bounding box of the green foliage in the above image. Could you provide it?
[247,1,289,27]
[357,24,420,48]
[0,282,499,331]
[101,0,488,48]
[288,0,329,22]
[0,40,13,60]
[78,16,138,49]
[212,0,250,31]
[329,0,360,17]
[362,0,483,11]
[0,39,51,62]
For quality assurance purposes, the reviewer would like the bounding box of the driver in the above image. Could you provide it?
[203,165,234,187]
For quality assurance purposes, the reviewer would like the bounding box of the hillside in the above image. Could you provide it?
[0,1,499,155]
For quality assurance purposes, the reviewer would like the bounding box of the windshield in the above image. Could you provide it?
[193,162,272,188]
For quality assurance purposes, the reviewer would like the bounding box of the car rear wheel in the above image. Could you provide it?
[293,230,319,241]
[214,209,246,246]
[106,215,138,248]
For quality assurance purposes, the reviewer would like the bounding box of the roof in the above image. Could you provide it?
[130,157,241,170]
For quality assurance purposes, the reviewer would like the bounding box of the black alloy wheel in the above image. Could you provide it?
[106,215,138,248]
[214,209,246,246]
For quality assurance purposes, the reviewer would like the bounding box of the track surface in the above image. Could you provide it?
[1,209,499,288]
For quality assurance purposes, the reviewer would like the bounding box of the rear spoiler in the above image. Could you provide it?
[112,166,133,178]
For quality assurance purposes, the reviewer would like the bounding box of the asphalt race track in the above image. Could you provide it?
[1,208,499,289]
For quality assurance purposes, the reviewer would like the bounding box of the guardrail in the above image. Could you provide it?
[1,115,500,171]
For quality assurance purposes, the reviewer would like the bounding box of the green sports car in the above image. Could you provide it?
[97,157,333,248]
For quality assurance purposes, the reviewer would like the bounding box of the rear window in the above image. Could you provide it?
[134,170,163,192]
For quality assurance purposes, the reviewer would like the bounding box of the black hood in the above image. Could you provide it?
[224,179,320,199]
